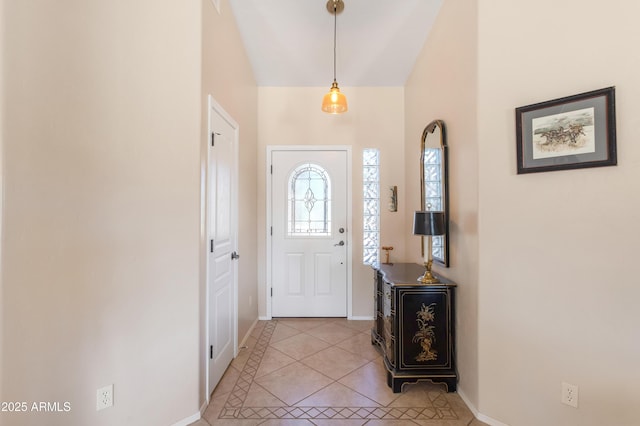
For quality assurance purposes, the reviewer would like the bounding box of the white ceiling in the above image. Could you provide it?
[227,0,443,87]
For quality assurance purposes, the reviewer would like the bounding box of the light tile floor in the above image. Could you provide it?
[192,318,486,426]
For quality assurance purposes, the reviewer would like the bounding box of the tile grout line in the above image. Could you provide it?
[216,320,460,421]
[252,320,375,408]
[239,324,376,409]
[220,320,278,415]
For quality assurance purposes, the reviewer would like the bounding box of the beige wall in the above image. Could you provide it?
[1,1,202,425]
[256,87,405,318]
[200,0,258,407]
[404,0,480,411]
[477,0,640,425]
[0,0,4,409]
[405,1,640,424]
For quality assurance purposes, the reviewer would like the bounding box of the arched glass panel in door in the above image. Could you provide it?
[288,163,332,236]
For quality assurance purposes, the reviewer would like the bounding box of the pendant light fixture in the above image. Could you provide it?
[321,0,348,114]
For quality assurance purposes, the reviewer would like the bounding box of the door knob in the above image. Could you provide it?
[334,241,345,246]
[231,251,240,260]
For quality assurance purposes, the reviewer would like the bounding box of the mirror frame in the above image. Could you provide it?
[420,119,449,267]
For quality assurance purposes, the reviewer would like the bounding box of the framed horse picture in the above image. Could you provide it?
[515,87,617,174]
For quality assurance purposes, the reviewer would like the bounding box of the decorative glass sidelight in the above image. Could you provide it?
[288,163,331,236]
[363,149,380,264]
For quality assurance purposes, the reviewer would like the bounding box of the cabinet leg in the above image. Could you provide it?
[431,377,457,393]
[444,378,457,393]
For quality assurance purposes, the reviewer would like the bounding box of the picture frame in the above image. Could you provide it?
[515,87,616,174]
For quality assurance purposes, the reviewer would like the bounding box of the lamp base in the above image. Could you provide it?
[417,260,440,284]
[417,271,440,284]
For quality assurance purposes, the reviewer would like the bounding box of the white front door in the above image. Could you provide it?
[270,149,349,317]
[207,97,238,397]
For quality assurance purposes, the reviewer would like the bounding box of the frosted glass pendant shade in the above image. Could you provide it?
[322,81,348,114]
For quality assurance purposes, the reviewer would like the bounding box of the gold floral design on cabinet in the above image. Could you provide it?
[412,303,437,362]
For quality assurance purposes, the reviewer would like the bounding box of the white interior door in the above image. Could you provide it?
[270,149,348,317]
[207,98,238,397]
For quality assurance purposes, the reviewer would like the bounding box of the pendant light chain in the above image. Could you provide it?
[333,3,337,82]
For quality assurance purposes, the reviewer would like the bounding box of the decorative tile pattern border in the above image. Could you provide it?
[219,320,459,421]
[221,320,276,414]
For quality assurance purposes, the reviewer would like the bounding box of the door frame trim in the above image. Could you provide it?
[265,145,353,320]
[204,95,239,401]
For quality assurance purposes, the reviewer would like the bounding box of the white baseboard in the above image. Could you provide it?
[259,315,271,321]
[239,317,260,348]
[171,411,201,426]
[457,388,511,426]
[476,413,510,426]
[456,388,477,418]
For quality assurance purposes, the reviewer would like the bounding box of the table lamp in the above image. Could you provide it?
[413,211,445,284]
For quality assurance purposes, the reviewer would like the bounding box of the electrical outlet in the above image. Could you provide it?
[561,382,578,408]
[96,384,114,411]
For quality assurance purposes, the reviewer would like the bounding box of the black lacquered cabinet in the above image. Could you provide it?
[371,263,457,393]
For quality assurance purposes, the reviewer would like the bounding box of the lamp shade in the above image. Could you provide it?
[413,211,445,236]
[321,81,348,114]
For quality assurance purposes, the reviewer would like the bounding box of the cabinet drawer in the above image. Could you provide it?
[383,283,394,310]
[383,319,395,366]
[387,336,395,366]
[376,311,384,338]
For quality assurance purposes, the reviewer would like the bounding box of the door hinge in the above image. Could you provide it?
[270,226,273,236]
[270,165,273,174]
[210,239,214,253]
[210,345,213,359]
[270,288,273,297]
[211,132,214,147]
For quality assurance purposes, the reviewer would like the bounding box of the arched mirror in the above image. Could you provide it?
[420,119,449,266]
